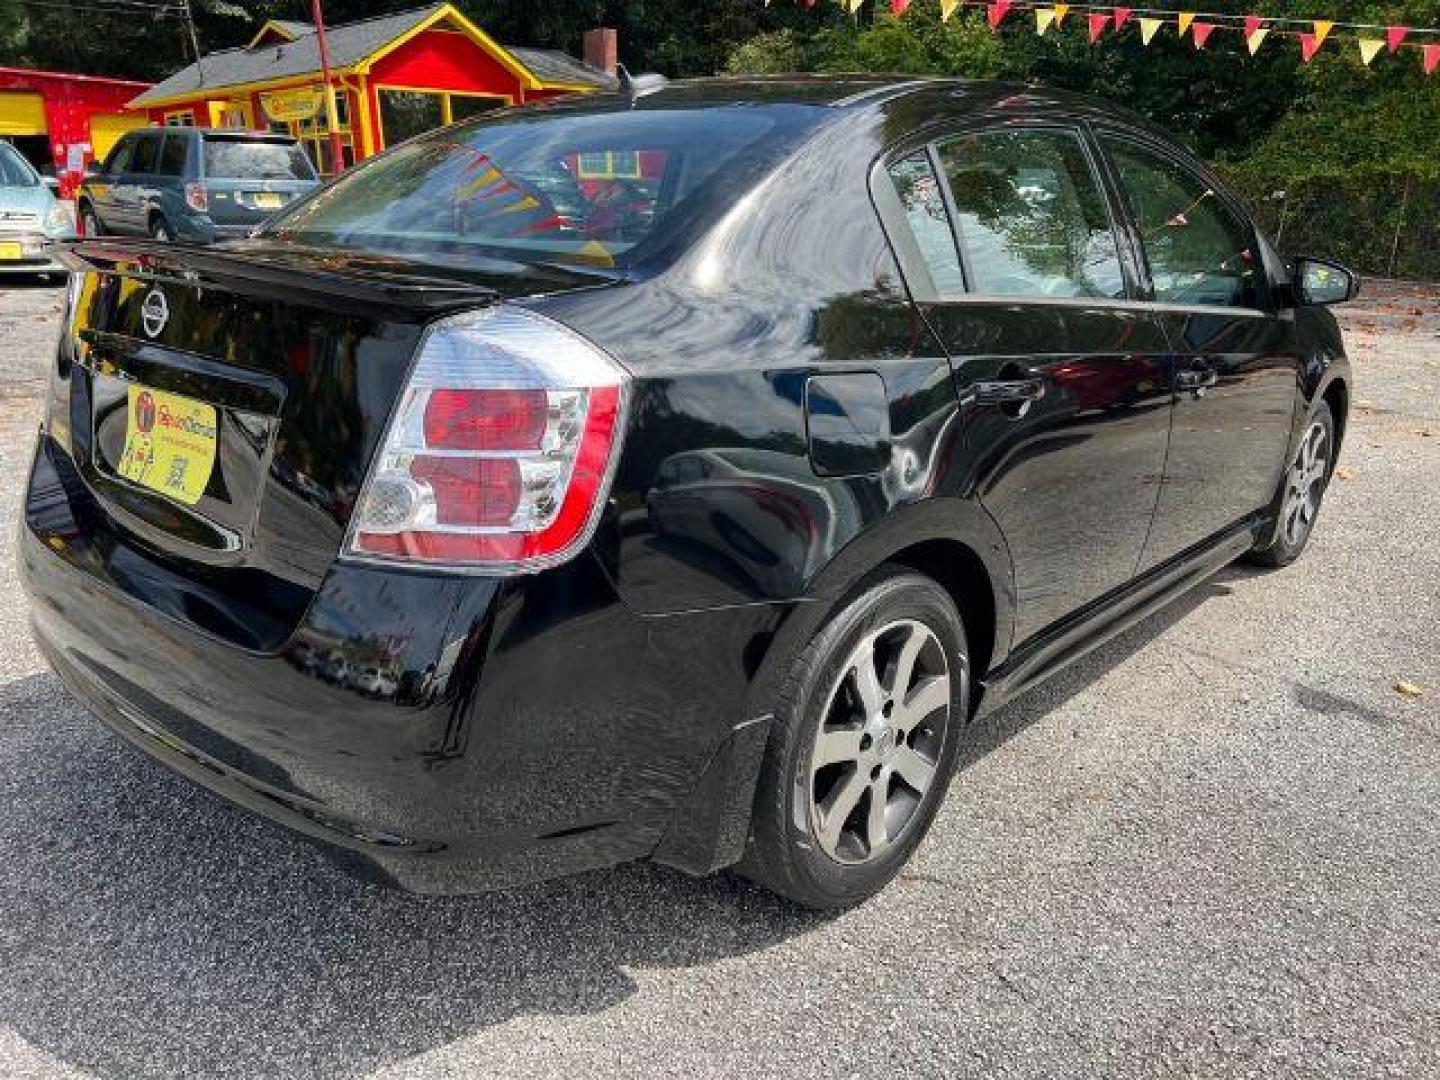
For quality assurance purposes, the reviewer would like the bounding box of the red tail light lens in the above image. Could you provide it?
[184,182,208,213]
[347,307,628,572]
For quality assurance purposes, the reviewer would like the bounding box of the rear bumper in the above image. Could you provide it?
[21,434,783,893]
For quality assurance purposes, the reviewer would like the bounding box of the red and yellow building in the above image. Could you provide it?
[0,67,152,196]
[128,2,616,176]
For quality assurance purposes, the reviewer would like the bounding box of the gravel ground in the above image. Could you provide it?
[0,276,1436,1080]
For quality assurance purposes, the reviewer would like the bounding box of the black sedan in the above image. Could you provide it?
[22,77,1355,909]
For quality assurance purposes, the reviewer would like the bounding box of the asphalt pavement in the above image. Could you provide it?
[0,277,1436,1079]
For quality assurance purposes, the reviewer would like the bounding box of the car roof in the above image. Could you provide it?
[518,74,1171,144]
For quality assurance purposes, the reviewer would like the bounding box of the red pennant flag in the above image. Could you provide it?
[1243,14,1263,38]
[1113,6,1132,30]
[891,0,911,12]
[1387,26,1409,53]
[1192,21,1215,48]
[1300,32,1321,62]
[1088,12,1109,43]
[987,0,1013,29]
[1426,43,1440,74]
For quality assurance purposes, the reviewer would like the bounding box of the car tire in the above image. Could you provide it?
[739,565,968,910]
[79,204,103,238]
[149,216,173,242]
[1246,400,1337,568]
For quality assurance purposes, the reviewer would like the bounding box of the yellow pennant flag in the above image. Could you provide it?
[1313,20,1334,46]
[1138,17,1162,44]
[940,0,959,19]
[849,0,864,11]
[1246,27,1270,54]
[1358,37,1384,65]
[1053,2,1069,24]
[1177,12,1195,36]
[1036,6,1056,33]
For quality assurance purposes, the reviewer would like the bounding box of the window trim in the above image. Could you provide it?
[871,117,1141,307]
[1087,121,1275,315]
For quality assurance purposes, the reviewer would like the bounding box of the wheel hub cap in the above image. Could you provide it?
[1282,419,1330,548]
[807,619,951,866]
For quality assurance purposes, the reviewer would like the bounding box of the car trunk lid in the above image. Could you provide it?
[47,237,614,648]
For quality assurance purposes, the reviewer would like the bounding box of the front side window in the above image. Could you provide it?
[885,151,966,295]
[104,137,134,175]
[936,128,1125,299]
[1102,136,1261,309]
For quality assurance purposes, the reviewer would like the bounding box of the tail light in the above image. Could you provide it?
[346,306,628,572]
[185,182,208,213]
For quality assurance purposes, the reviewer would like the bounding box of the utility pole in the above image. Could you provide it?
[181,0,205,85]
[311,0,346,175]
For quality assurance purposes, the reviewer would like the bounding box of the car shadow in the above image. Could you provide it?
[0,568,1245,1078]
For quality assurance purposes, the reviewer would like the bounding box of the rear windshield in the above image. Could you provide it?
[262,105,816,269]
[203,137,316,181]
[0,143,37,187]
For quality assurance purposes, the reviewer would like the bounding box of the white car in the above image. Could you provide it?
[0,141,74,279]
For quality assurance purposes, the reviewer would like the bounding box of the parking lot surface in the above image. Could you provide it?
[0,278,1436,1079]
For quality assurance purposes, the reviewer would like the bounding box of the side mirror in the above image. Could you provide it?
[41,175,60,192]
[84,161,104,178]
[1290,256,1360,306]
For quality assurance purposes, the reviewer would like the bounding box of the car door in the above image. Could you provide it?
[876,122,1174,645]
[1093,129,1301,570]
[115,130,161,235]
[89,134,134,229]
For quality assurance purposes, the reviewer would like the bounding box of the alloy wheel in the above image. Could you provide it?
[808,619,951,865]
[1283,419,1330,548]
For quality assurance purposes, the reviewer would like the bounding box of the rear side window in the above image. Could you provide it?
[1101,136,1261,309]
[158,133,189,177]
[885,152,965,295]
[130,133,161,175]
[935,129,1125,299]
[202,137,316,181]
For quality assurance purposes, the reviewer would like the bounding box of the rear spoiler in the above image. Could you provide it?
[56,238,501,321]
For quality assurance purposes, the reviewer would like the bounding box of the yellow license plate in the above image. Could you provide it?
[254,192,283,209]
[0,241,22,261]
[118,385,218,506]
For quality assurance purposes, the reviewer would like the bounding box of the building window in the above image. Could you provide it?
[576,150,641,180]
[164,110,195,127]
[378,89,444,148]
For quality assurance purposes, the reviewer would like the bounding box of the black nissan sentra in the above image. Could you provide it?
[22,77,1356,909]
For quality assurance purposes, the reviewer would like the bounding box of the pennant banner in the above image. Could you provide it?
[1139,16,1162,44]
[1300,32,1322,62]
[987,0,1012,30]
[1313,20,1334,46]
[1426,43,1440,74]
[1177,12,1195,36]
[1036,6,1055,34]
[1053,2,1068,24]
[1192,20,1215,48]
[1246,27,1269,54]
[1243,14,1263,38]
[1387,25,1409,53]
[1113,6,1132,31]
[891,0,911,13]
[941,0,959,20]
[1358,37,1383,65]
[1088,12,1108,43]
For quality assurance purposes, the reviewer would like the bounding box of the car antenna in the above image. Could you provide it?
[616,64,667,108]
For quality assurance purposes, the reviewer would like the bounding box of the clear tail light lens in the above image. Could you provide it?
[346,306,628,572]
[185,182,208,213]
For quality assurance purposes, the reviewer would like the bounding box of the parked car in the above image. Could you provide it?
[24,78,1356,909]
[76,127,319,244]
[0,140,75,279]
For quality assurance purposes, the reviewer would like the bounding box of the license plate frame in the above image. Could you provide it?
[253,192,284,209]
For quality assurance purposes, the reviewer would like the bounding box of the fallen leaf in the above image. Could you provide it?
[1335,466,1355,480]
[1394,681,1426,698]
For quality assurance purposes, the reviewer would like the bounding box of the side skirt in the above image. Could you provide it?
[975,517,1261,716]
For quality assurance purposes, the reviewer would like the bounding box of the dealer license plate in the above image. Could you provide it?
[253,192,284,209]
[0,241,22,261]
[117,385,218,506]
